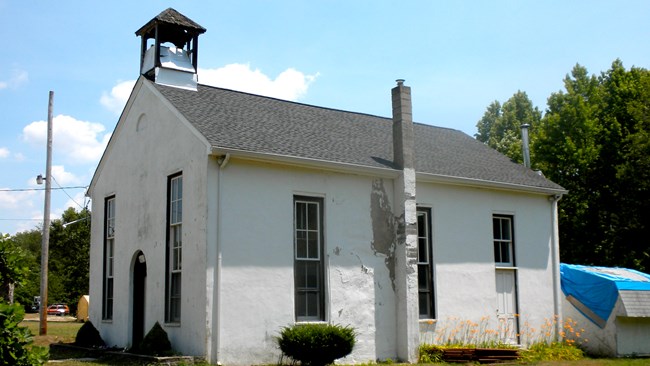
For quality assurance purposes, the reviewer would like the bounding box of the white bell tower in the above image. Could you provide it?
[135,8,206,90]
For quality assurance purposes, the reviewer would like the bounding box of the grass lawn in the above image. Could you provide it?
[21,319,81,348]
[18,318,648,366]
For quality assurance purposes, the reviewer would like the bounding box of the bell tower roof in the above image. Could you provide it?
[135,8,206,47]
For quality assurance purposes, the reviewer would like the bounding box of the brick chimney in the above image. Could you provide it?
[392,79,415,170]
[391,79,419,363]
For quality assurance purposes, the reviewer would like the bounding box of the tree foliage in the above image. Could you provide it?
[0,234,30,303]
[475,91,541,163]
[6,207,91,314]
[477,60,650,271]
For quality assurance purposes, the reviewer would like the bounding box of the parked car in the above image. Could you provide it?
[47,304,70,316]
[29,296,41,313]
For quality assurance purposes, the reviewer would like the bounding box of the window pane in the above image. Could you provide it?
[307,231,319,259]
[306,292,318,317]
[418,213,425,233]
[307,203,318,230]
[296,292,306,317]
[171,273,181,296]
[106,278,113,298]
[306,262,319,289]
[418,265,429,290]
[296,231,307,258]
[296,202,306,230]
[493,218,501,240]
[501,219,511,240]
[501,242,510,263]
[494,242,501,263]
[295,262,306,288]
[418,238,428,263]
[419,293,430,317]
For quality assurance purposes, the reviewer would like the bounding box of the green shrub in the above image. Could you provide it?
[74,321,105,348]
[418,344,443,363]
[277,323,356,366]
[0,302,48,366]
[138,322,173,356]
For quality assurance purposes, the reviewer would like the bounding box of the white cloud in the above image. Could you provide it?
[22,114,111,165]
[100,80,136,115]
[199,63,319,101]
[0,69,28,90]
[51,165,83,186]
[0,189,36,210]
[0,147,9,158]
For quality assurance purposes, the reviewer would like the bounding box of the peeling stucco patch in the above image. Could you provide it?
[370,178,398,291]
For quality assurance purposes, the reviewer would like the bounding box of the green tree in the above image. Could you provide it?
[0,234,30,304]
[533,61,650,271]
[47,207,91,314]
[10,230,41,308]
[7,207,91,314]
[534,64,603,266]
[475,91,542,163]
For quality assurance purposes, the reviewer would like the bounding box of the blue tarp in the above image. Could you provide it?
[560,263,650,326]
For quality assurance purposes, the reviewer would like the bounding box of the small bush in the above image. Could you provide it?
[74,321,105,348]
[418,344,443,363]
[0,302,48,366]
[138,322,173,356]
[277,323,356,366]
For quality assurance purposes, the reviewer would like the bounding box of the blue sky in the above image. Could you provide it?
[1,1,649,235]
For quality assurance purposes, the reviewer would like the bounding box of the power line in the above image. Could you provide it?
[0,218,42,221]
[51,176,85,210]
[0,186,87,192]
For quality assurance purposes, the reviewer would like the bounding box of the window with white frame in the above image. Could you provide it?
[294,196,325,321]
[493,215,514,266]
[103,196,115,320]
[417,208,435,319]
[166,174,182,323]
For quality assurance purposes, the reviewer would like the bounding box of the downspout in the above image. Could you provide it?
[214,153,230,364]
[520,124,531,168]
[550,194,563,341]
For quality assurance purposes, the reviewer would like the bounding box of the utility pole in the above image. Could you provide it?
[39,91,53,335]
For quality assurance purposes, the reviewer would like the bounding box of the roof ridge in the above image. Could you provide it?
[195,82,395,122]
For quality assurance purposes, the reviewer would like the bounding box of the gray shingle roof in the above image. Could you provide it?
[153,81,564,192]
[620,290,650,317]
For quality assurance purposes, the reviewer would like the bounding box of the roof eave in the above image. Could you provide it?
[416,171,568,196]
[208,147,567,196]
[210,147,399,179]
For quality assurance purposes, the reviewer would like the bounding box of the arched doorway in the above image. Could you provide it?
[132,251,147,348]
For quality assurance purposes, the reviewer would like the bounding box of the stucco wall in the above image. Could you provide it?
[562,295,618,356]
[416,184,556,345]
[215,160,397,364]
[214,161,558,364]
[89,81,210,355]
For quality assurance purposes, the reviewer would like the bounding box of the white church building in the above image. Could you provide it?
[87,8,567,365]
